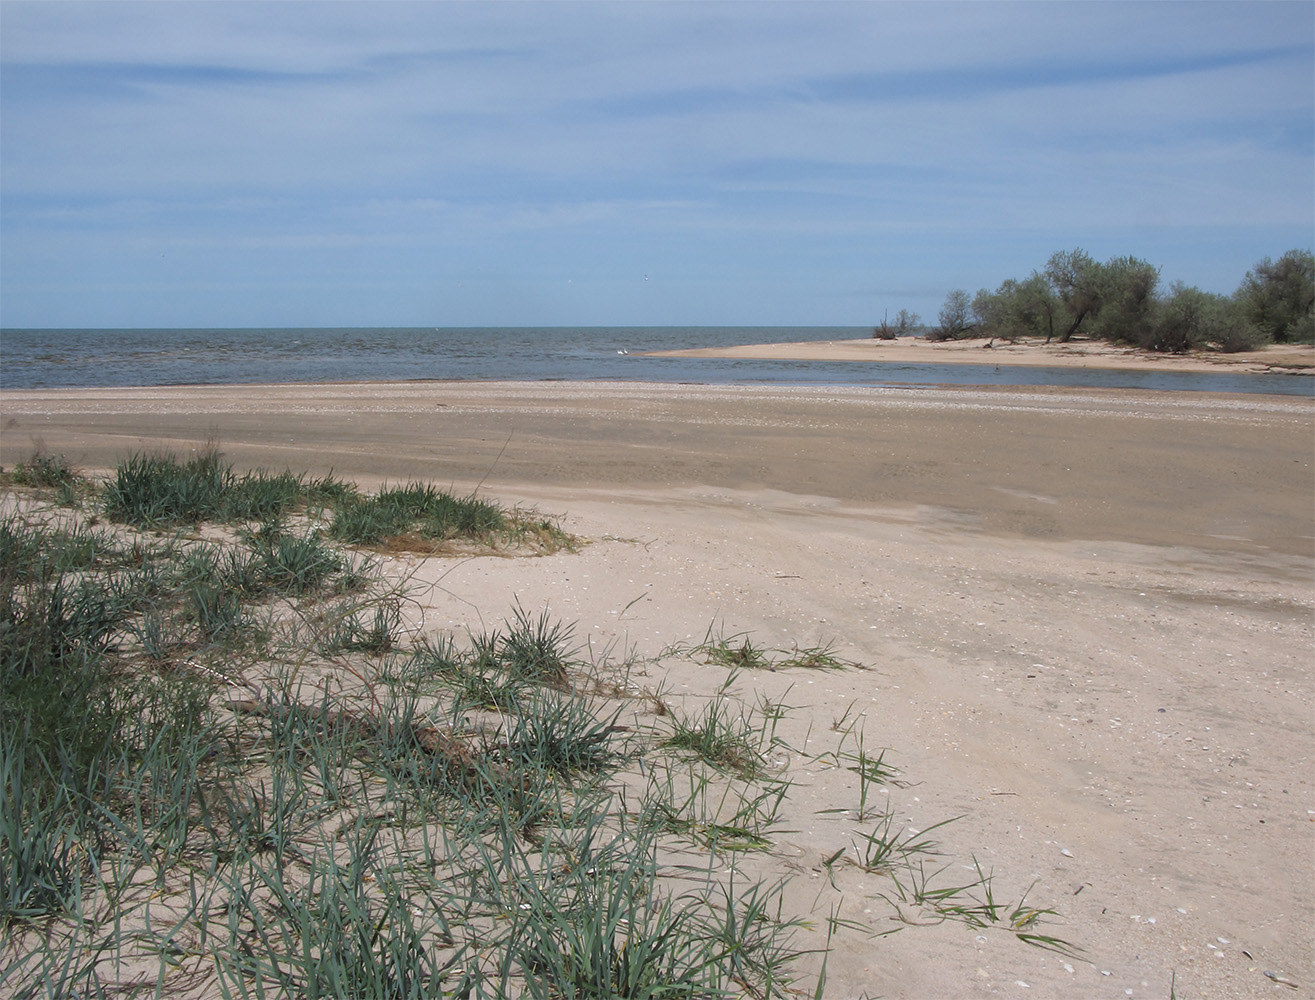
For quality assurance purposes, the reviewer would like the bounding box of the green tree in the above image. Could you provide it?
[1017,273,1062,341]
[1091,255,1160,346]
[929,288,974,340]
[873,309,921,339]
[971,286,1006,336]
[1145,283,1219,353]
[973,274,1059,341]
[1043,248,1103,342]
[1041,250,1158,345]
[1235,249,1315,344]
[894,308,921,334]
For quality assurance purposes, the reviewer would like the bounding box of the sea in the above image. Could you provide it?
[1,326,1311,396]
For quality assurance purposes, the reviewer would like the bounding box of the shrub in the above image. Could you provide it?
[1235,249,1315,343]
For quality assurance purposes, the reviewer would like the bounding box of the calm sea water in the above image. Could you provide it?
[1,327,1310,396]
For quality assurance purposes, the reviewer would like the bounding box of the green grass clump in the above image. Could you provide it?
[505,826,736,999]
[692,626,773,670]
[660,697,770,780]
[851,813,954,874]
[326,495,412,546]
[498,604,576,687]
[640,760,790,853]
[8,453,78,490]
[396,606,582,712]
[103,450,233,526]
[98,448,570,555]
[188,578,247,639]
[0,730,88,923]
[101,450,357,528]
[324,597,404,655]
[222,468,312,523]
[502,692,626,778]
[213,824,459,997]
[329,481,508,548]
[0,516,138,580]
[776,642,850,671]
[403,633,465,683]
[0,600,215,923]
[677,624,854,673]
[4,452,85,505]
[250,526,350,595]
[1,559,125,689]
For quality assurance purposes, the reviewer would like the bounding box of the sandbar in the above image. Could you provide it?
[645,335,1315,374]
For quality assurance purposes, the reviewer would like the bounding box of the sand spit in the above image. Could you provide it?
[643,335,1315,374]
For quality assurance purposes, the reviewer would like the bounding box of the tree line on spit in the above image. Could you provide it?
[876,248,1314,353]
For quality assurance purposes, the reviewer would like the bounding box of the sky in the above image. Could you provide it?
[1,1,1312,330]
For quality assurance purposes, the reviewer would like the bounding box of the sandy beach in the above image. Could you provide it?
[2,377,1312,998]
[644,335,1315,375]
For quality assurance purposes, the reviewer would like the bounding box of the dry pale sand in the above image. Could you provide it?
[2,379,1313,999]
[646,335,1315,375]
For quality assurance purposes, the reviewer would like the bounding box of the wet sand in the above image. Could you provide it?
[1,379,1312,998]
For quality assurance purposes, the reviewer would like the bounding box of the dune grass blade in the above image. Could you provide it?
[775,642,850,671]
[853,813,957,873]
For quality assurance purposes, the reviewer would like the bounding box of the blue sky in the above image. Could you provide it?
[1,1,1311,329]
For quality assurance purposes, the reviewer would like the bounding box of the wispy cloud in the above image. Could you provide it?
[586,44,1309,118]
[1,0,1310,327]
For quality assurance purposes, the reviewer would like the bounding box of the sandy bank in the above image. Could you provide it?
[2,381,1311,557]
[1,380,1311,998]
[644,335,1315,374]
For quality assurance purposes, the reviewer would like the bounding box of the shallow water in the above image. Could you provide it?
[1,326,1310,396]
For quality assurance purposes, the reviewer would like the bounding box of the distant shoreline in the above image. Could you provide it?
[642,335,1315,375]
